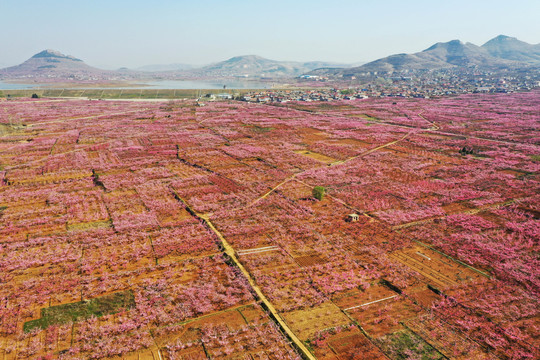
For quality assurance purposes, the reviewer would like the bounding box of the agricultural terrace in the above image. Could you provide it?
[0,91,538,359]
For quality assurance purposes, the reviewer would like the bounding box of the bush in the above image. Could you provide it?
[313,186,326,201]
[459,146,475,155]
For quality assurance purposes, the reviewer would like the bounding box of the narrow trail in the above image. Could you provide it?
[200,216,316,359]
[248,177,294,207]
[236,105,424,211]
[391,198,524,230]
[417,110,440,131]
[246,126,414,212]
[275,102,539,147]
[294,178,373,221]
[211,125,415,220]
[173,191,316,360]
[331,130,413,166]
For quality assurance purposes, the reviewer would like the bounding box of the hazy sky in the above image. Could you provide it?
[1,0,539,69]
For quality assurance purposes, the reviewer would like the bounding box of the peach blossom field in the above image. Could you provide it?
[0,91,538,359]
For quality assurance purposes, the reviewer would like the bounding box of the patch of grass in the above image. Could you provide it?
[251,125,274,133]
[377,329,444,360]
[304,340,315,354]
[23,290,135,332]
[313,186,326,201]
[360,114,379,121]
[67,219,113,232]
[530,155,540,162]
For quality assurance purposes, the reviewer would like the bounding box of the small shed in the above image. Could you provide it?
[347,213,360,222]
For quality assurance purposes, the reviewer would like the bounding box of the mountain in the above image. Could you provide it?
[7,38,537,82]
[196,55,302,77]
[189,55,350,77]
[311,36,539,76]
[0,50,113,80]
[303,60,356,69]
[136,63,195,72]
[420,40,506,67]
[0,51,352,80]
[482,35,540,64]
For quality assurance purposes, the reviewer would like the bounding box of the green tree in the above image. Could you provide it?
[313,186,326,201]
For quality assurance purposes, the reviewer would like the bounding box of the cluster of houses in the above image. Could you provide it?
[296,67,540,99]
[371,70,540,97]
[239,89,368,103]
[205,68,540,104]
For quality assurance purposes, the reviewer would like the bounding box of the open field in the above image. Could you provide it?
[0,88,313,100]
[0,91,539,359]
[0,88,211,100]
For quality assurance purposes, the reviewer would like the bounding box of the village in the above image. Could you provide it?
[234,67,540,103]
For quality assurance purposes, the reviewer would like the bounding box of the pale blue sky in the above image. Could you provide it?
[1,0,539,69]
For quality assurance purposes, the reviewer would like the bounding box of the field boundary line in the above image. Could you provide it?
[413,240,491,279]
[344,295,398,311]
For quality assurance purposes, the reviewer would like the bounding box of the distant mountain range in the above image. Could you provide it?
[1,35,538,81]
[136,58,355,75]
[186,55,351,77]
[0,51,352,80]
[310,35,540,77]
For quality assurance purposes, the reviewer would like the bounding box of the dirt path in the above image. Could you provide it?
[331,130,414,167]
[240,126,414,216]
[200,215,316,359]
[276,102,540,147]
[209,127,415,223]
[417,110,539,147]
[294,178,374,221]
[247,177,296,208]
[417,110,439,131]
[171,191,315,359]
[391,198,523,230]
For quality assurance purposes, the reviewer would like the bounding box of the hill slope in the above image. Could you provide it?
[190,55,349,77]
[1,51,351,80]
[311,36,538,76]
[0,50,111,80]
[482,35,540,64]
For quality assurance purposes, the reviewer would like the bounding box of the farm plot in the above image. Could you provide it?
[311,327,388,360]
[403,315,493,360]
[282,301,351,341]
[389,245,484,289]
